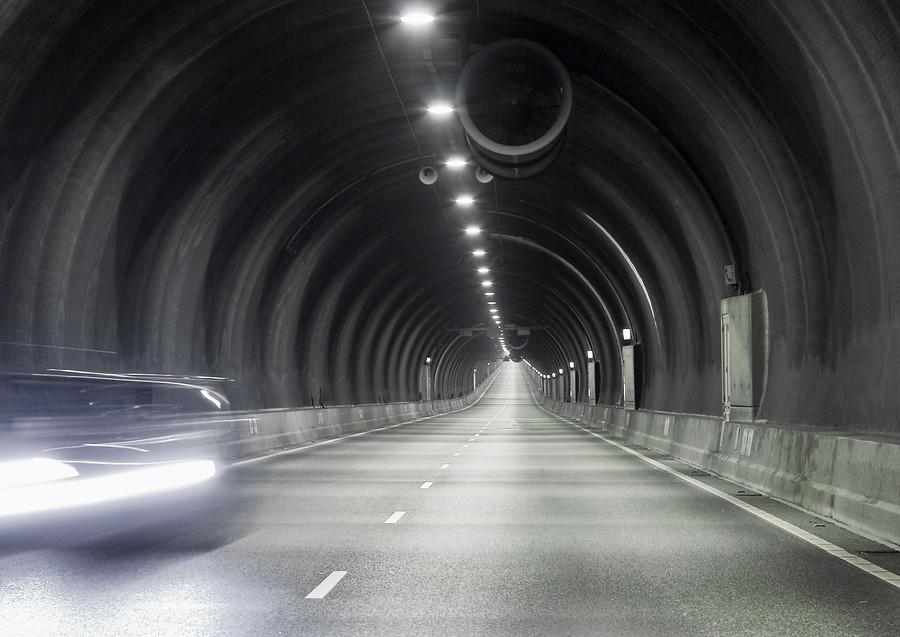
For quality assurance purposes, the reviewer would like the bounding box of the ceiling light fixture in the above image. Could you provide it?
[481,281,493,287]
[427,103,454,115]
[446,157,467,168]
[465,226,480,235]
[456,195,475,206]
[401,12,435,25]
[472,249,486,257]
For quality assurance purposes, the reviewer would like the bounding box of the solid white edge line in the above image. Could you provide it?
[384,511,405,524]
[572,423,900,590]
[305,571,347,599]
[420,481,434,489]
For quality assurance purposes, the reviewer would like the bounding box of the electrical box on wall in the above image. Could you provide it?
[721,291,768,422]
[724,264,737,285]
[622,345,636,410]
[586,361,600,405]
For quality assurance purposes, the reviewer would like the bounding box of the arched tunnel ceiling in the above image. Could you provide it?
[2,1,900,431]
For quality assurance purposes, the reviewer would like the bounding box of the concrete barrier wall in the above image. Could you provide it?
[534,389,900,548]
[218,372,498,461]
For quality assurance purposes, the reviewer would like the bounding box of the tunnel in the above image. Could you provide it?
[1,1,900,634]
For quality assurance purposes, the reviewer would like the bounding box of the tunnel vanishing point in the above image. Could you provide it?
[1,1,900,544]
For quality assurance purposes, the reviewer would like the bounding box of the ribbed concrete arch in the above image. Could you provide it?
[1,0,899,434]
[495,270,621,406]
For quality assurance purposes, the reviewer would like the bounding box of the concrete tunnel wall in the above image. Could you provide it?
[1,2,900,449]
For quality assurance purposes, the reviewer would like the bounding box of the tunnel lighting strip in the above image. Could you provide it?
[582,213,658,332]
[571,424,900,591]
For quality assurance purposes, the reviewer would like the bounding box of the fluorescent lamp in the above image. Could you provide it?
[446,157,466,168]
[472,249,486,256]
[457,196,475,206]
[465,226,480,235]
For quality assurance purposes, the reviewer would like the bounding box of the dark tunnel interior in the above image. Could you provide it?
[1,0,899,434]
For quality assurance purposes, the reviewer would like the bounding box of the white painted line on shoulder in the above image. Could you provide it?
[305,571,347,599]
[384,511,405,524]
[573,423,900,592]
[420,481,434,489]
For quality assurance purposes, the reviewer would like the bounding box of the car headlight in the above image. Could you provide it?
[1,459,215,518]
[0,457,79,489]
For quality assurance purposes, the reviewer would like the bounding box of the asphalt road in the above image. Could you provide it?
[3,363,900,636]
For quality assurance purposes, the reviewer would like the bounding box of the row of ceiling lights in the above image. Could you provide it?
[523,358,583,380]
[465,227,508,354]
[401,7,509,357]
[405,9,626,365]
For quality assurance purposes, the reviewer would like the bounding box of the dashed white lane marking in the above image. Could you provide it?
[440,464,450,469]
[469,438,476,441]
[384,511,405,524]
[474,433,480,437]
[306,571,347,599]
[420,481,434,489]
[573,424,900,591]
[453,453,461,457]
[462,444,469,448]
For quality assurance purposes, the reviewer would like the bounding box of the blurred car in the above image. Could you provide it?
[0,370,233,545]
